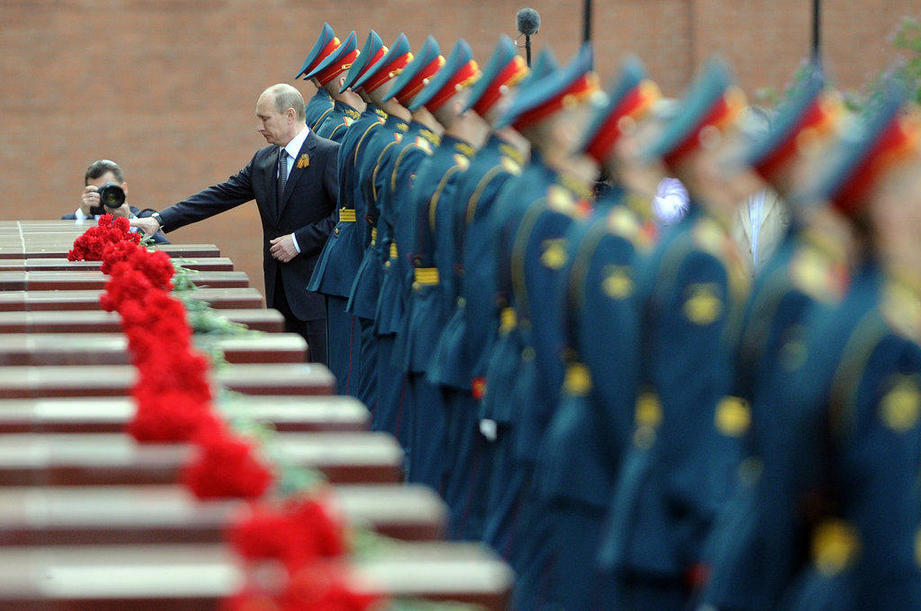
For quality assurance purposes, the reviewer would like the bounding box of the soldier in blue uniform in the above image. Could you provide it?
[705,78,921,610]
[595,59,755,609]
[391,39,482,491]
[302,31,365,143]
[699,65,853,610]
[362,37,445,461]
[345,34,415,412]
[425,35,530,540]
[307,30,388,396]
[294,22,339,130]
[479,44,602,568]
[517,58,663,610]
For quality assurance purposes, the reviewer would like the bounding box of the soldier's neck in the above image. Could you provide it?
[437,110,488,150]
[373,96,411,122]
[411,107,444,136]
[327,87,366,113]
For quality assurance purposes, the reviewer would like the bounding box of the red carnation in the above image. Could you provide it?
[100,240,144,275]
[68,214,141,261]
[228,494,347,575]
[281,563,383,611]
[182,425,275,500]
[128,390,220,443]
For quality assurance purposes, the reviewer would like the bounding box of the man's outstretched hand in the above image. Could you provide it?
[269,234,298,263]
[130,216,161,236]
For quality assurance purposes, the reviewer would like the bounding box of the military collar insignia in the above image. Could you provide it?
[882,273,921,344]
[879,375,921,433]
[498,143,525,166]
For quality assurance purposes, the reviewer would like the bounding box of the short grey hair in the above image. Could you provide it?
[263,83,306,122]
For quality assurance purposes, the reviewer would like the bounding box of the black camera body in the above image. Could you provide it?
[89,182,127,216]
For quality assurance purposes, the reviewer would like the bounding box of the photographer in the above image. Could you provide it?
[63,160,169,244]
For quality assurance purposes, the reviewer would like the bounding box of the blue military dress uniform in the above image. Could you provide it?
[391,39,480,492]
[308,31,388,396]
[345,34,414,411]
[517,58,661,610]
[426,37,530,541]
[360,37,445,462]
[305,89,334,131]
[700,65,854,610]
[428,133,526,539]
[295,22,340,129]
[704,77,921,610]
[596,60,751,609]
[304,31,361,143]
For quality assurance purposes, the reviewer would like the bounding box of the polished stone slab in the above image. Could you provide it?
[0,483,445,544]
[0,363,335,398]
[0,432,402,486]
[0,542,512,609]
[0,270,248,291]
[0,288,265,312]
[0,243,221,260]
[0,333,306,366]
[0,395,369,434]
[0,308,281,333]
[0,257,234,272]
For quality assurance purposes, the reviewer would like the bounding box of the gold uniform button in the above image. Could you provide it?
[812,520,860,576]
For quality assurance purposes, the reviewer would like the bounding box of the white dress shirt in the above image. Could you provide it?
[280,125,310,253]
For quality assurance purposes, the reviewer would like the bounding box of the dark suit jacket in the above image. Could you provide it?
[61,206,170,244]
[157,130,339,320]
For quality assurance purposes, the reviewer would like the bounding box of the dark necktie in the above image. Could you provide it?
[278,147,288,202]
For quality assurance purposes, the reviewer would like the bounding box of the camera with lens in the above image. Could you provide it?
[89,182,127,216]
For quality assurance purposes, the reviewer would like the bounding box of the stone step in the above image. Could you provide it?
[0,270,248,291]
[0,395,369,434]
[0,542,512,609]
[0,432,403,486]
[0,483,445,544]
[0,308,281,333]
[0,333,306,366]
[0,257,234,272]
[0,288,265,311]
[0,363,335,398]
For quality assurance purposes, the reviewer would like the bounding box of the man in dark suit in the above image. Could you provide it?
[130,83,339,365]
[63,159,169,244]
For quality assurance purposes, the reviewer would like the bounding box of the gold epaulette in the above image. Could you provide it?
[606,205,640,241]
[882,271,921,344]
[789,241,845,305]
[546,185,580,218]
[692,216,728,258]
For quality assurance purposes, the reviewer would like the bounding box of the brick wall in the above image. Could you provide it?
[1,0,917,296]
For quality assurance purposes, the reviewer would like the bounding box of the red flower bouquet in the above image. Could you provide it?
[228,493,347,574]
[182,424,275,500]
[68,214,140,261]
